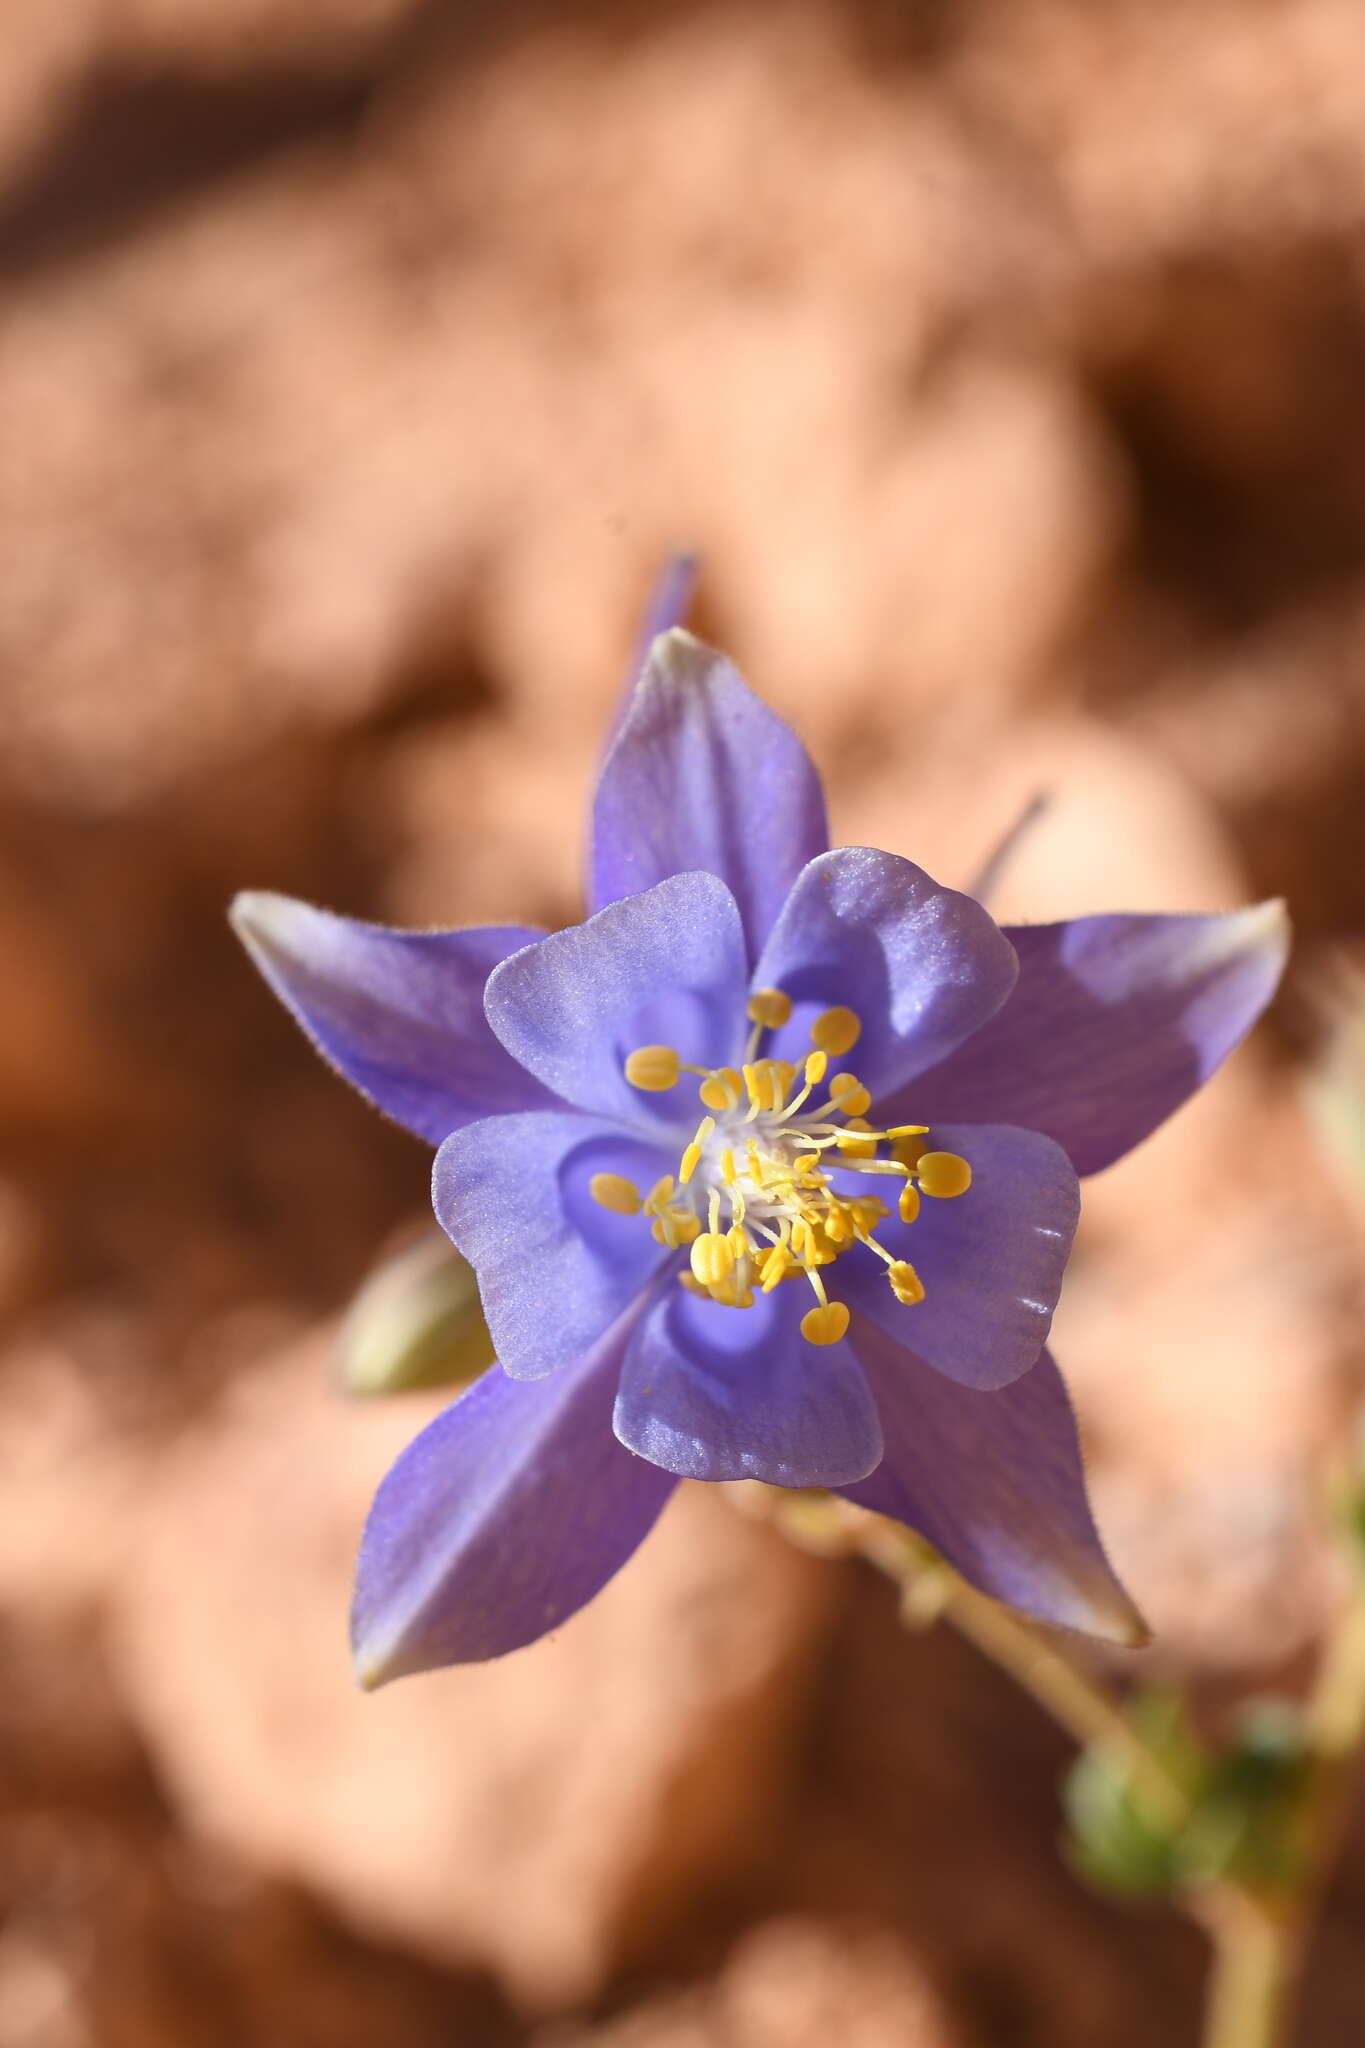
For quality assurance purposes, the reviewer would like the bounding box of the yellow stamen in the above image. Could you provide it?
[588,1172,641,1215]
[709,1266,755,1309]
[828,1073,872,1118]
[652,1208,701,1246]
[887,1260,925,1305]
[678,1115,715,1185]
[746,986,792,1029]
[624,1044,680,1092]
[691,1232,734,1286]
[626,1002,969,1329]
[699,1066,744,1112]
[849,1197,888,1235]
[759,1243,792,1291]
[824,1205,851,1243]
[741,1060,789,1115]
[801,1299,850,1345]
[917,1151,973,1199]
[810,1006,861,1057]
[835,1117,878,1159]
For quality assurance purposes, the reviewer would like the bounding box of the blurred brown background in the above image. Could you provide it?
[4,1,1365,2043]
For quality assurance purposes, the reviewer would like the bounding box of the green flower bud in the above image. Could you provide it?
[337,1231,494,1397]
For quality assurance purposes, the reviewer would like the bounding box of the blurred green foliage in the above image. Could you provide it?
[1065,1690,1311,1904]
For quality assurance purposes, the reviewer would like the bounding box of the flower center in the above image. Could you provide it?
[589,988,972,1346]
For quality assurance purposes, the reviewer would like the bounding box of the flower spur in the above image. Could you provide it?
[232,614,1288,1684]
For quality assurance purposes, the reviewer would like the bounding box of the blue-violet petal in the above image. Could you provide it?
[483,870,749,1128]
[592,629,829,960]
[841,1122,1079,1390]
[891,903,1289,1177]
[352,1309,674,1683]
[751,847,1019,1100]
[841,1321,1147,1645]
[434,1112,672,1381]
[230,893,554,1143]
[614,1280,883,1488]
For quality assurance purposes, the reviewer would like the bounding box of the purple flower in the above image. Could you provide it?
[232,624,1287,1685]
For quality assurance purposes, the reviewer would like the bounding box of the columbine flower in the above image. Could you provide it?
[232,625,1287,1685]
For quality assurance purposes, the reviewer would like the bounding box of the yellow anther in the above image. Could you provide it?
[620,1000,951,1321]
[849,1197,888,1235]
[691,1232,735,1287]
[652,1208,701,1246]
[917,1151,973,1199]
[811,1006,862,1057]
[678,1115,715,1185]
[829,1073,872,1118]
[699,1066,743,1112]
[835,1117,877,1159]
[887,1260,925,1305]
[710,1268,755,1309]
[759,1243,792,1291]
[800,1300,850,1345]
[624,1044,680,1091]
[742,1061,778,1113]
[747,986,793,1029]
[588,1172,641,1215]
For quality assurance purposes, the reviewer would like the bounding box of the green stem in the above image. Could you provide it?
[853,1516,1191,1830]
[758,1492,1189,1829]
[751,1488,1365,2048]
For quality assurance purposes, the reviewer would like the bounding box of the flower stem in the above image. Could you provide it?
[1200,1893,1301,2048]
[748,1488,1365,2048]
[1204,1544,1365,2048]
[852,1515,1191,1830]
[750,1490,1189,1829]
